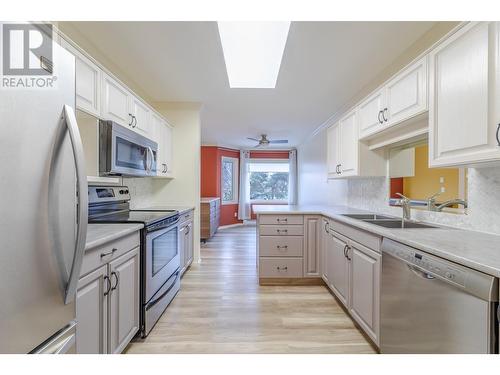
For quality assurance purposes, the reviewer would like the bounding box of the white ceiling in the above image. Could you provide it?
[61,21,436,149]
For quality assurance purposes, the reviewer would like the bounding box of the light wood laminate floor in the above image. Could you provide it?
[125,224,376,354]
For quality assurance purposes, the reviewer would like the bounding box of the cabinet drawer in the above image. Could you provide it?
[259,236,303,257]
[259,215,303,225]
[81,232,140,277]
[259,225,304,236]
[259,257,303,278]
[179,210,194,226]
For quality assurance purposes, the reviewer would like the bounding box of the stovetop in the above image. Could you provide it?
[89,209,178,226]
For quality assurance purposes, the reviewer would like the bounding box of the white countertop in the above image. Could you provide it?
[85,223,144,251]
[253,204,500,278]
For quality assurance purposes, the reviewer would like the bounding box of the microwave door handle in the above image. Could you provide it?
[50,105,88,304]
[147,147,154,172]
[144,147,150,172]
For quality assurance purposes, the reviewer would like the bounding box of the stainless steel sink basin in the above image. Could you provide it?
[342,213,395,220]
[363,219,438,229]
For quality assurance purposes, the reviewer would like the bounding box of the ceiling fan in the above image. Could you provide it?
[247,134,288,148]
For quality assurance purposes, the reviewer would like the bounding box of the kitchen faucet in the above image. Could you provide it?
[435,199,468,212]
[395,193,411,222]
[426,191,442,211]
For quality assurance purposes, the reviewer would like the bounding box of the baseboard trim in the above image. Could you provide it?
[259,277,326,286]
[218,223,244,230]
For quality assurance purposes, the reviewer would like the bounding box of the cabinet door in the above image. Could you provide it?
[130,96,151,136]
[60,39,101,117]
[358,89,385,139]
[321,219,330,283]
[349,243,380,345]
[108,247,140,354]
[185,221,194,267]
[76,265,108,354]
[326,123,341,177]
[151,113,165,176]
[327,233,349,306]
[429,22,500,167]
[178,224,187,274]
[385,56,427,127]
[102,73,132,127]
[304,216,320,277]
[339,110,358,176]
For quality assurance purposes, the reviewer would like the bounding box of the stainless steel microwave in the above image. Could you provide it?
[99,120,158,177]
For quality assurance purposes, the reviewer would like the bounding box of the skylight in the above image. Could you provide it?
[217,21,291,88]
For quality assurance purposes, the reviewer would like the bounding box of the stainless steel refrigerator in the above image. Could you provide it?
[0,23,88,353]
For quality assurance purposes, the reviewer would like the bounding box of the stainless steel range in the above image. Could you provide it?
[88,186,180,337]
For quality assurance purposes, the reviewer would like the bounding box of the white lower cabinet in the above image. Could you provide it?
[76,243,140,354]
[429,22,500,167]
[108,248,140,354]
[76,265,108,354]
[303,215,321,277]
[179,218,194,275]
[323,221,381,346]
[348,242,380,345]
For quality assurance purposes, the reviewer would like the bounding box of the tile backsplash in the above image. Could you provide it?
[344,166,500,235]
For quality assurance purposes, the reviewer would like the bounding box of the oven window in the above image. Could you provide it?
[152,227,178,276]
[116,136,147,170]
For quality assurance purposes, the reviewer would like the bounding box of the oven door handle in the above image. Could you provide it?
[146,271,180,309]
[146,217,180,234]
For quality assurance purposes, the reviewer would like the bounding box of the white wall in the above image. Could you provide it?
[124,102,202,261]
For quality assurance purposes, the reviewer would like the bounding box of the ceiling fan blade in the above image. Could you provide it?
[247,137,260,142]
[269,140,288,144]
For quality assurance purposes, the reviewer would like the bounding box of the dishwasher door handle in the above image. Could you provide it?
[407,264,435,280]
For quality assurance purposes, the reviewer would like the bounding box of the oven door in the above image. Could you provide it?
[145,223,180,302]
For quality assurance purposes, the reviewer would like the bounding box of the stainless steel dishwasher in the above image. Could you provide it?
[381,238,498,353]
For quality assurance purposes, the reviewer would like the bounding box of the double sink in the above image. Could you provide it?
[341,214,438,229]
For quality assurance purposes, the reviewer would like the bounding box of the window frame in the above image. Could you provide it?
[221,156,239,205]
[248,158,290,203]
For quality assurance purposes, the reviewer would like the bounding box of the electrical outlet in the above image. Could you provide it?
[440,177,445,184]
[234,212,237,218]
[440,186,446,193]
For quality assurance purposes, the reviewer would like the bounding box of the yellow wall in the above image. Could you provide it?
[403,145,459,201]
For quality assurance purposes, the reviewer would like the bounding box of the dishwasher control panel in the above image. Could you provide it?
[383,239,466,287]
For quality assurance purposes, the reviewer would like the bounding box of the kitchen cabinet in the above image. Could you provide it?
[348,242,380,345]
[201,198,220,240]
[327,109,385,179]
[358,57,428,140]
[76,265,108,354]
[324,221,381,346]
[304,215,321,277]
[429,22,500,167]
[76,232,140,354]
[321,218,330,284]
[108,247,140,354]
[358,89,385,138]
[153,113,174,178]
[60,39,101,117]
[129,96,151,137]
[101,72,132,127]
[326,231,349,306]
[179,210,194,276]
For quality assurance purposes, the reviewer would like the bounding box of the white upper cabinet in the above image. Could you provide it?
[358,89,385,138]
[60,39,101,117]
[101,73,133,127]
[385,56,428,126]
[129,96,151,136]
[153,113,174,178]
[327,109,385,179]
[359,56,428,140]
[429,22,500,167]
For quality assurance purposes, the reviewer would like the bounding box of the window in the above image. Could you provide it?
[221,156,239,204]
[249,160,289,202]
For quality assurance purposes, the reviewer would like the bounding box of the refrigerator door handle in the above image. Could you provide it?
[53,105,88,304]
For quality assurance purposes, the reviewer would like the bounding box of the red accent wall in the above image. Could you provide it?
[390,177,404,198]
[201,146,241,226]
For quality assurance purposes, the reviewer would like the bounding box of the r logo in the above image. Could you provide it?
[2,23,53,76]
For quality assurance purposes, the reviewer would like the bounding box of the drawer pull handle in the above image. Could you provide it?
[276,229,288,234]
[100,248,117,258]
[276,245,288,250]
[276,266,288,271]
[276,218,288,222]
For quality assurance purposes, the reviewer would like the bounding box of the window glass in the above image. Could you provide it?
[222,160,234,202]
[249,161,289,201]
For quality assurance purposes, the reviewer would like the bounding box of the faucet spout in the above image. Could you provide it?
[395,193,411,221]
